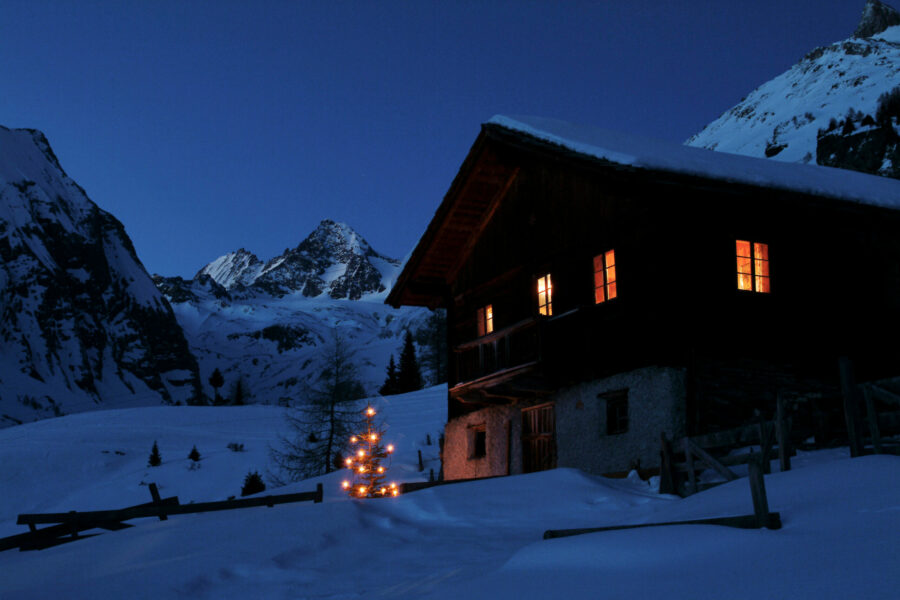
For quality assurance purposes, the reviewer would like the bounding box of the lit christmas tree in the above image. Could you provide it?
[341,405,399,498]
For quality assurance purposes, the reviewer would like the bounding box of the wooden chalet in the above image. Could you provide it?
[387,115,900,480]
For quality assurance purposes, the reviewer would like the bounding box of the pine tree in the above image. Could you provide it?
[420,309,447,385]
[188,445,201,462]
[397,330,423,393]
[341,405,398,498]
[148,441,162,467]
[241,471,266,496]
[378,354,400,395]
[270,329,366,483]
[230,377,247,405]
[209,368,225,405]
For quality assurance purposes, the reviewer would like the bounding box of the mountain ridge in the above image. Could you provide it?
[0,125,202,426]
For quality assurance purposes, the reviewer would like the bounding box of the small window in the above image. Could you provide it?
[476,304,493,336]
[593,249,617,304]
[537,274,553,316]
[736,240,770,293]
[602,390,628,435]
[470,424,486,458]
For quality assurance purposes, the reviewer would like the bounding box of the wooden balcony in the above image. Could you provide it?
[452,317,542,393]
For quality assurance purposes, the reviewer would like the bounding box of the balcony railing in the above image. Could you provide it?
[453,318,541,386]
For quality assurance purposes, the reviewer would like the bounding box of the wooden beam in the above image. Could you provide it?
[684,437,739,481]
[838,357,864,458]
[148,483,167,521]
[775,393,792,472]
[543,513,782,539]
[658,433,677,496]
[748,458,772,528]
[683,437,697,496]
[862,385,884,454]
[445,166,520,283]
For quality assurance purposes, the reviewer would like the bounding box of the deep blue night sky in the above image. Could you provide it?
[0,1,867,277]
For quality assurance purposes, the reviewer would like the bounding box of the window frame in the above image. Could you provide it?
[736,240,771,294]
[469,423,487,459]
[476,304,494,337]
[536,273,553,316]
[601,389,629,436]
[593,249,617,304]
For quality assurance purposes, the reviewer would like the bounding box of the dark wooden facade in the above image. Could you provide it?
[389,122,900,438]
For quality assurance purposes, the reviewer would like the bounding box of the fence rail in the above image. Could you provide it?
[2,483,323,552]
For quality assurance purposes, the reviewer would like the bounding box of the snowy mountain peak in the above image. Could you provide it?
[854,0,900,38]
[195,247,263,289]
[193,219,400,300]
[301,219,375,259]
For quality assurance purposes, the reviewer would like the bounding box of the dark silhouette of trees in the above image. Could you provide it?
[419,309,447,385]
[397,330,423,393]
[241,471,265,496]
[209,368,225,405]
[379,354,400,396]
[148,441,162,467]
[270,329,366,483]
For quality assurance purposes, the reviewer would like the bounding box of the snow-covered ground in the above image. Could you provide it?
[1,385,898,599]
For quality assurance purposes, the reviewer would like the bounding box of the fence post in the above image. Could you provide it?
[148,483,167,521]
[659,433,676,495]
[862,385,883,454]
[756,416,771,474]
[683,437,696,496]
[748,458,771,529]
[417,449,424,472]
[776,393,791,472]
[314,483,323,503]
[838,357,864,458]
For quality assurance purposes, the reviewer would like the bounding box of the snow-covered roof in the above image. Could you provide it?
[488,115,900,211]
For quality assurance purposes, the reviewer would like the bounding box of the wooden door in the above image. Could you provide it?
[522,403,556,473]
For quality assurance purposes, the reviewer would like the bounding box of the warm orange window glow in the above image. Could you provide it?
[476,304,493,336]
[537,274,552,316]
[593,249,617,303]
[736,240,770,293]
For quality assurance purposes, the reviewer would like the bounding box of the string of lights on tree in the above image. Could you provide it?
[342,405,399,498]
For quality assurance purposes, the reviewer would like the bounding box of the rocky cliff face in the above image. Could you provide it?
[686,1,900,180]
[0,126,202,426]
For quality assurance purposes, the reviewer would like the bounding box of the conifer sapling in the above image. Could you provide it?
[241,471,266,496]
[148,441,162,467]
[341,405,398,498]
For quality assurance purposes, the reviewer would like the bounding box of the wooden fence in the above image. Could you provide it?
[1,482,322,552]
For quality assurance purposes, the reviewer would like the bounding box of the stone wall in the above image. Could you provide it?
[442,365,686,480]
[443,404,522,480]
[555,366,687,475]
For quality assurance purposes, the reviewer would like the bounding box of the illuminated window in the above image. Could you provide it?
[736,240,770,293]
[593,249,617,303]
[476,304,493,336]
[537,274,553,316]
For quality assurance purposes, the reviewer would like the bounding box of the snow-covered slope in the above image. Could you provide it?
[0,126,201,427]
[686,1,900,176]
[156,223,435,403]
[0,392,897,599]
[0,385,446,537]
